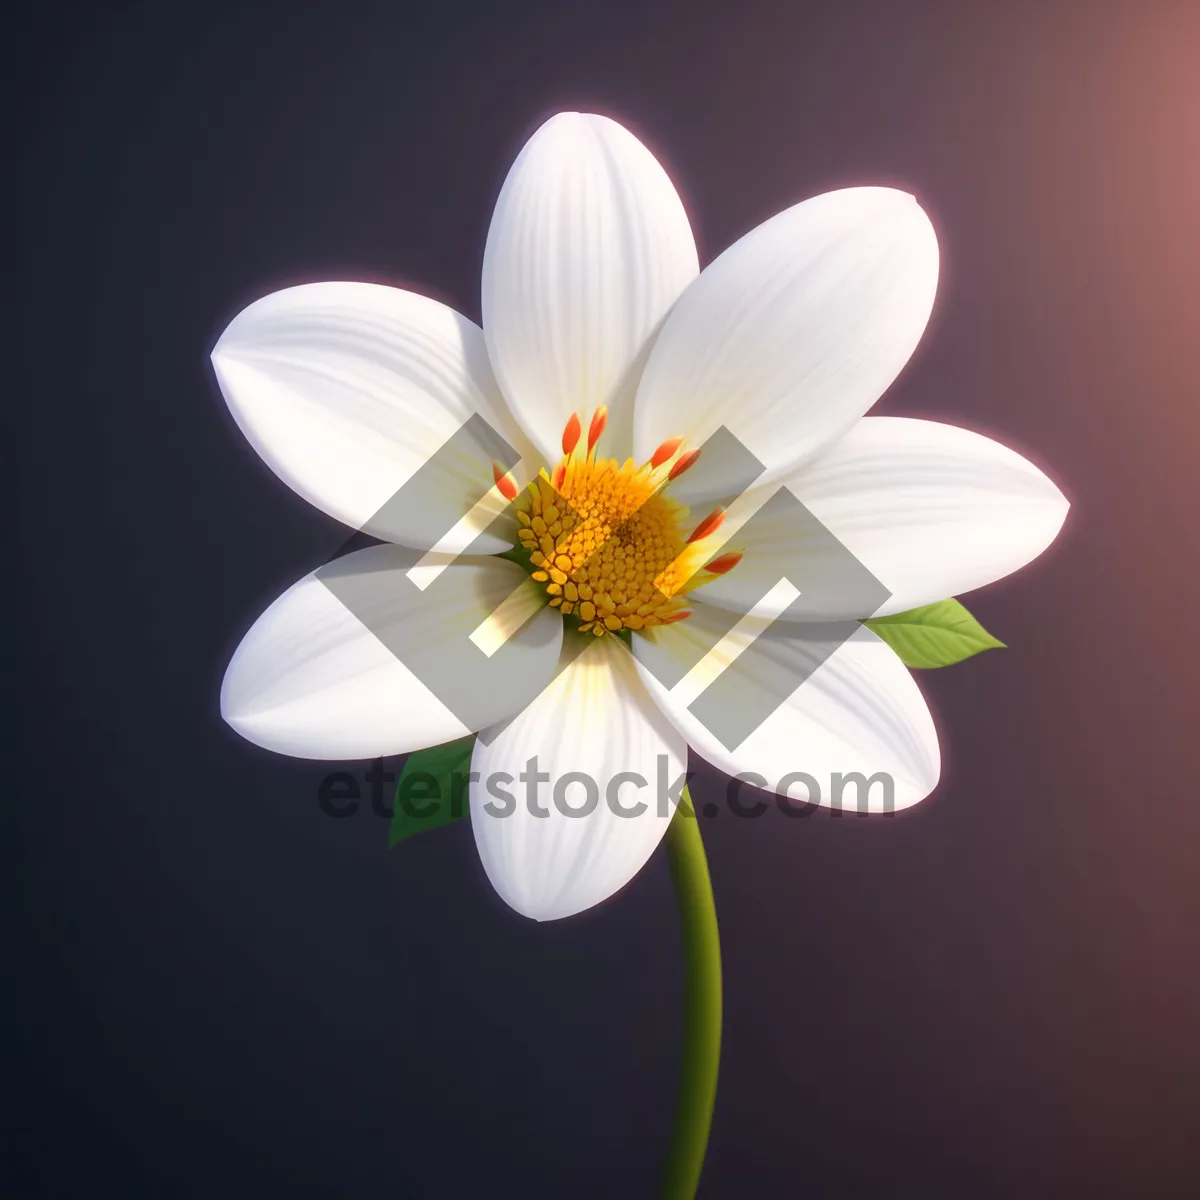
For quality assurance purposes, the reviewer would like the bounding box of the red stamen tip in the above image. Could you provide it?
[651,436,685,469]
[704,551,744,576]
[551,463,566,491]
[668,448,701,480]
[562,412,582,456]
[492,462,518,501]
[687,507,725,543]
[662,610,693,625]
[587,406,608,452]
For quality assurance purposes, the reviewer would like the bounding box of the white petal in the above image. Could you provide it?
[221,550,562,759]
[212,282,535,552]
[634,187,939,483]
[698,417,1070,620]
[482,112,699,464]
[635,605,939,812]
[470,634,688,921]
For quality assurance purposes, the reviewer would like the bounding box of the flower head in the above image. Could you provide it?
[213,112,1068,921]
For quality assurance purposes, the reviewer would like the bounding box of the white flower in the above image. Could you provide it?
[213,112,1068,922]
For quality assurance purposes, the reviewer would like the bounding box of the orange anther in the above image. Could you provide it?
[587,406,608,452]
[668,448,701,479]
[704,551,744,575]
[551,463,566,491]
[661,610,693,625]
[492,462,518,501]
[650,436,685,469]
[562,412,582,456]
[687,506,725,543]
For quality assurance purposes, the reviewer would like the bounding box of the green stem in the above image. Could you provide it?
[660,788,722,1200]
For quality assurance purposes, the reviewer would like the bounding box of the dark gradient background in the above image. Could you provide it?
[9,1,1200,1196]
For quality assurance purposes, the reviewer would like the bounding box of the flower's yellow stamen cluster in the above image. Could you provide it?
[508,410,740,637]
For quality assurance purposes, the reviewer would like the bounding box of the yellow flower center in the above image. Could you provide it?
[494,409,743,637]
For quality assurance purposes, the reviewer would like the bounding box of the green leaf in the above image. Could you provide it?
[863,599,1005,668]
[388,735,475,848]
